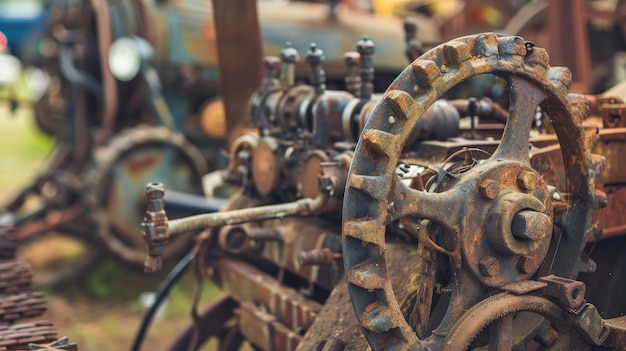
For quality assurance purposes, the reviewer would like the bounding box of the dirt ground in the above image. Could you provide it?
[0,104,221,350]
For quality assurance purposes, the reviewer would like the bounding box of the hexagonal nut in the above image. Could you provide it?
[511,210,551,241]
[479,179,500,200]
[517,171,538,191]
[479,255,500,277]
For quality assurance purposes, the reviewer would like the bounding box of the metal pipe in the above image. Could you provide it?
[142,181,330,272]
[168,192,329,236]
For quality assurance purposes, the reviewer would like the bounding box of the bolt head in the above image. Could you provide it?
[343,51,360,66]
[280,42,300,63]
[479,255,500,277]
[518,170,538,191]
[357,36,375,55]
[146,182,165,199]
[306,43,325,65]
[479,179,499,199]
[511,210,550,241]
[517,255,536,274]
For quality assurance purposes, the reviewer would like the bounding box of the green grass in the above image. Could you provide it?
[0,102,53,193]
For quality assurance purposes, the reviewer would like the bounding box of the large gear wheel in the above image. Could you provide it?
[90,126,208,265]
[342,33,599,350]
[441,292,594,351]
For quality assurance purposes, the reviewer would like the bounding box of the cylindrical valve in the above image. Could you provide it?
[357,36,375,100]
[343,51,360,96]
[262,56,281,92]
[306,43,326,95]
[141,182,169,273]
[280,42,300,88]
[403,17,424,63]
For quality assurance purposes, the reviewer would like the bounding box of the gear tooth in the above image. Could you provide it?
[472,32,499,57]
[498,36,526,57]
[590,153,606,176]
[360,301,399,333]
[347,259,386,291]
[524,47,550,72]
[567,93,590,126]
[385,90,417,122]
[547,67,572,94]
[410,59,442,91]
[442,41,471,67]
[361,129,402,159]
[344,220,385,247]
[348,174,390,200]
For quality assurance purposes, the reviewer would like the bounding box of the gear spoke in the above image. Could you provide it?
[488,314,513,351]
[492,77,546,164]
[387,177,460,229]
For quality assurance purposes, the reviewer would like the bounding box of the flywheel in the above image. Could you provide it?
[90,126,207,265]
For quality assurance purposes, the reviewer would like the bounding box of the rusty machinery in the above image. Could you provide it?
[134,29,626,350]
[0,0,444,286]
[0,225,80,350]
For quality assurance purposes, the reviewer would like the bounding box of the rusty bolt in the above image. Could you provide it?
[479,179,499,199]
[511,210,550,241]
[479,255,500,277]
[263,56,281,79]
[344,51,360,67]
[517,255,536,274]
[146,182,165,201]
[517,171,538,191]
[535,327,558,346]
[357,36,375,56]
[280,42,300,63]
[299,248,340,266]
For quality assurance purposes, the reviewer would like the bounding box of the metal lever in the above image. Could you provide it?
[141,182,169,273]
[141,180,331,272]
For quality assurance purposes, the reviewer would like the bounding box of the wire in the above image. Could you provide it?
[130,251,194,351]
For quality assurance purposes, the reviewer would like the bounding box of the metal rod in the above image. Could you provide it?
[168,193,329,236]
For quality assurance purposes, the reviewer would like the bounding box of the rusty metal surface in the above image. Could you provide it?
[91,126,207,266]
[27,337,79,351]
[296,242,422,351]
[0,223,78,350]
[0,321,57,350]
[547,0,591,93]
[0,261,34,295]
[341,33,597,349]
[96,0,622,350]
[0,291,47,323]
[166,294,238,351]
[213,258,323,350]
[212,0,263,148]
[131,16,626,350]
